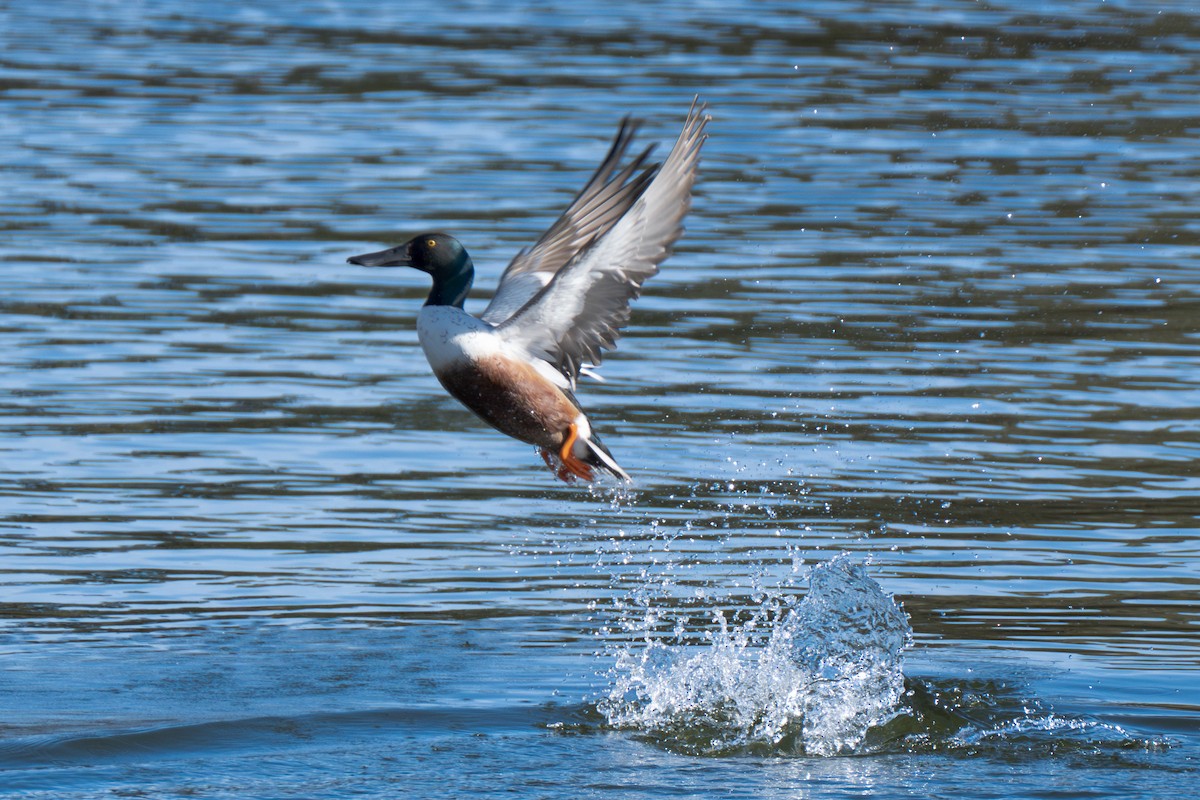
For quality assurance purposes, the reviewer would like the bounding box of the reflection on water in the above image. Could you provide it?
[2,0,1199,797]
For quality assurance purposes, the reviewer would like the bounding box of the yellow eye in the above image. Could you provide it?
[426,239,437,248]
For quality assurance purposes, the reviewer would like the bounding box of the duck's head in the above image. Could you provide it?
[349,233,473,308]
[348,232,468,274]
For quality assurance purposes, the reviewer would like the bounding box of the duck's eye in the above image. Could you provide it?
[426,239,437,248]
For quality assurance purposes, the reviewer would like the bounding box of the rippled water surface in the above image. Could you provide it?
[3,1,1199,798]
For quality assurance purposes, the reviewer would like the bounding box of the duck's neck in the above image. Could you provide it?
[425,257,474,309]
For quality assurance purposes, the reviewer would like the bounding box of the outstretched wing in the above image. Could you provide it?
[496,101,709,385]
[480,117,657,325]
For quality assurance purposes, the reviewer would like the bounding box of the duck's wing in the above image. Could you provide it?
[496,101,709,386]
[480,117,658,326]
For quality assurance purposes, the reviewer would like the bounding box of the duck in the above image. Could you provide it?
[348,101,709,483]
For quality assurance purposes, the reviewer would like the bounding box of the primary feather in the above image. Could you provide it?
[499,100,709,385]
[480,118,658,326]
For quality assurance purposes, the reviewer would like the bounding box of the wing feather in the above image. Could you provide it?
[496,101,710,384]
[480,117,657,325]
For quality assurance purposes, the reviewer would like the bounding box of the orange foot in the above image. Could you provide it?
[537,446,577,483]
[538,424,594,483]
[558,422,594,482]
[536,447,566,481]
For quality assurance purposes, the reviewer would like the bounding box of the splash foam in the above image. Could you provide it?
[599,555,912,756]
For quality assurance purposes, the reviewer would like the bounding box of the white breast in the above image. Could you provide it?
[416,306,498,371]
[416,305,569,390]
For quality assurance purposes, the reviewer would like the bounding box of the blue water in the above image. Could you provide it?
[2,1,1198,797]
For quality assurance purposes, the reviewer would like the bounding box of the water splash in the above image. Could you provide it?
[568,482,1167,761]
[598,555,912,756]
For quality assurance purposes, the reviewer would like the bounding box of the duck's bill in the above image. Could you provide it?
[347,247,411,267]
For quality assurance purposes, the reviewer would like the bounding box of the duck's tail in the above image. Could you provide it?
[542,418,632,483]
[580,432,631,482]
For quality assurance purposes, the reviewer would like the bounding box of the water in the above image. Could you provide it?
[2,0,1198,797]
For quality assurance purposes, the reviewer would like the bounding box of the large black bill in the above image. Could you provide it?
[347,247,410,267]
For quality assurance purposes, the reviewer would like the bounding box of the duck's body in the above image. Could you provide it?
[349,102,709,482]
[416,304,616,474]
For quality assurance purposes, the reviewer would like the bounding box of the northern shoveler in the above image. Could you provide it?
[348,101,709,483]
